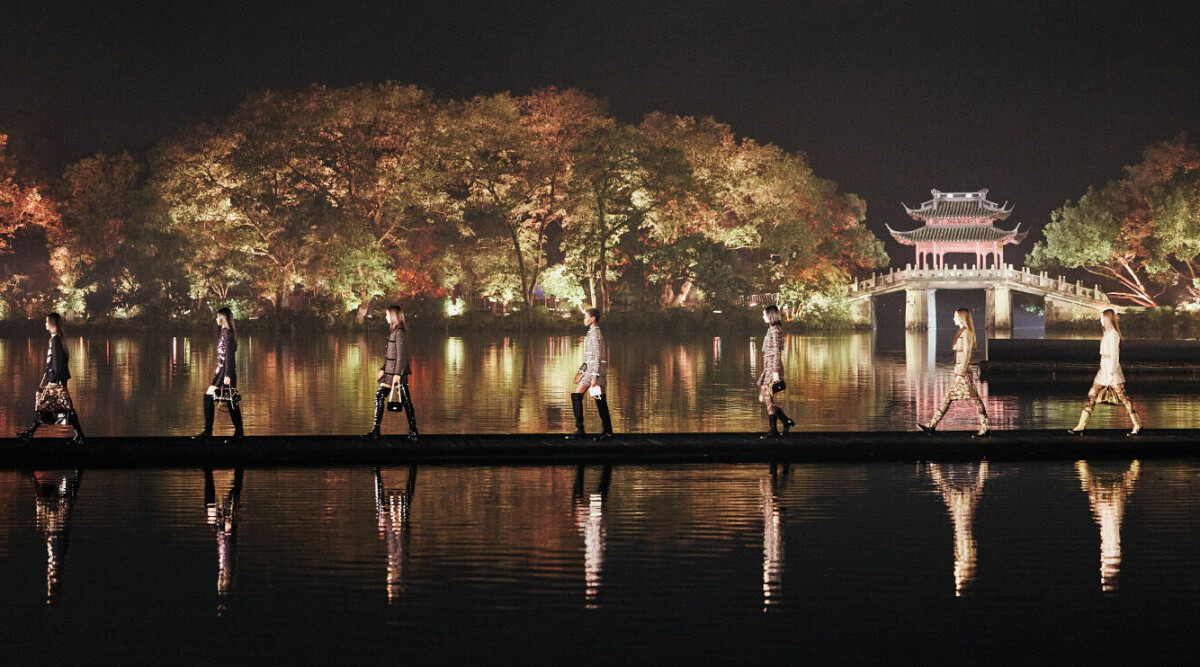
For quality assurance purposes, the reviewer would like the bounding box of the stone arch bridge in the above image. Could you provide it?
[847,264,1122,330]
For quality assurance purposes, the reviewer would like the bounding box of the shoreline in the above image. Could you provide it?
[1,430,1195,468]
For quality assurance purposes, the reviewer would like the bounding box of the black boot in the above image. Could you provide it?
[364,387,386,438]
[401,385,419,442]
[774,408,796,435]
[193,394,215,440]
[68,411,85,445]
[227,400,245,443]
[594,393,614,441]
[567,393,586,439]
[17,420,40,440]
[761,413,780,439]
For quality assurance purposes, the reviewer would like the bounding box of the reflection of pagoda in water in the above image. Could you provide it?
[928,462,988,596]
[1076,460,1140,593]
[375,466,417,603]
[205,468,243,612]
[761,463,788,611]
[29,469,84,604]
[573,466,611,609]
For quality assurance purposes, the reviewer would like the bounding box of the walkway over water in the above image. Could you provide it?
[848,264,1120,330]
[2,431,1196,467]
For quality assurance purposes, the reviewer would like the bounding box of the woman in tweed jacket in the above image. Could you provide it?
[193,307,244,442]
[758,305,794,438]
[365,305,418,441]
[567,308,613,440]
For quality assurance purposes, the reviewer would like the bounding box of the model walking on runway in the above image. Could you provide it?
[1067,309,1142,436]
[17,313,85,444]
[365,305,418,441]
[919,308,990,437]
[193,307,244,442]
[758,305,794,438]
[567,308,613,440]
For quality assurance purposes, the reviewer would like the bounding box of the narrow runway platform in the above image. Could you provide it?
[2,430,1198,468]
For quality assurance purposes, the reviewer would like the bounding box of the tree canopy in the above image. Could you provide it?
[0,83,888,322]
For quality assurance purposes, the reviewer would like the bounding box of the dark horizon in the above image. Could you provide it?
[4,1,1199,264]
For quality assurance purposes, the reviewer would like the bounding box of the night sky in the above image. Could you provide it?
[3,0,1199,265]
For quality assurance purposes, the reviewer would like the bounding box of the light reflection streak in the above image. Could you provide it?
[1076,460,1140,593]
[928,461,987,596]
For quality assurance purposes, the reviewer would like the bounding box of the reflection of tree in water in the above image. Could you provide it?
[573,465,611,609]
[927,462,988,596]
[205,468,243,613]
[29,469,83,604]
[375,466,416,603]
[1076,460,1140,593]
[761,463,788,612]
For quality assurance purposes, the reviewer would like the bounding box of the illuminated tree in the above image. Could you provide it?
[0,133,62,317]
[1028,136,1200,306]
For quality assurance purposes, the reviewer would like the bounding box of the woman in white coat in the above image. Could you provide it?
[1067,309,1142,436]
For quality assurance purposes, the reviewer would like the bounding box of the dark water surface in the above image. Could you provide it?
[3,328,1198,436]
[2,462,1198,662]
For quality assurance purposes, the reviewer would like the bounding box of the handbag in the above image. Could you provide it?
[35,384,74,424]
[771,379,787,394]
[387,383,404,412]
[1096,386,1120,405]
[214,386,241,410]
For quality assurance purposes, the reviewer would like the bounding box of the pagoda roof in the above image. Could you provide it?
[902,189,1013,221]
[886,223,1027,245]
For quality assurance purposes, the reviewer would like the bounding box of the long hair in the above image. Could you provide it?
[1102,309,1122,339]
[952,308,975,345]
[763,305,782,326]
[45,312,63,336]
[216,307,236,333]
[387,305,406,330]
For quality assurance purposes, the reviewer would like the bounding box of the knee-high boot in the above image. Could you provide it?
[594,392,614,440]
[194,394,216,440]
[68,410,85,444]
[17,419,40,440]
[773,408,796,435]
[365,387,386,438]
[228,400,244,441]
[761,413,780,439]
[567,393,586,439]
[400,385,418,441]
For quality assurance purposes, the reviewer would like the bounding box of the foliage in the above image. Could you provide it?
[1027,135,1200,306]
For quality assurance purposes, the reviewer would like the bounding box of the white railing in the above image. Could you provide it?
[849,264,1112,304]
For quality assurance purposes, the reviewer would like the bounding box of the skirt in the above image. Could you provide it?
[947,371,980,401]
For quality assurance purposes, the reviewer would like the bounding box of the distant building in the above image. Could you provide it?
[887,189,1026,270]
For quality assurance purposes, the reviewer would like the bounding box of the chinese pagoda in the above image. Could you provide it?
[887,189,1026,270]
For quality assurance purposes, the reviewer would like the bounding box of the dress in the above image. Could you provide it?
[211,328,238,387]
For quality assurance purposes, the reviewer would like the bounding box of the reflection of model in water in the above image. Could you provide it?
[927,461,988,596]
[761,463,789,611]
[919,309,990,437]
[29,469,84,604]
[375,465,417,603]
[573,465,612,608]
[205,468,243,610]
[1067,309,1142,437]
[1076,460,1140,592]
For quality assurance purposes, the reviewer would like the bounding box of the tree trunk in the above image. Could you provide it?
[356,291,372,323]
[676,280,693,306]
